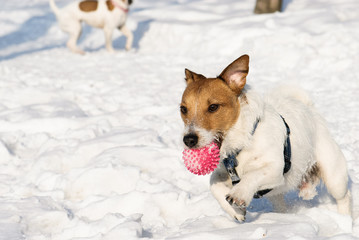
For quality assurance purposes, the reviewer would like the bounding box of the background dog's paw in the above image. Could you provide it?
[106,47,115,53]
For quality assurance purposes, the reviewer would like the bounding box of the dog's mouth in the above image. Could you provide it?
[214,132,224,150]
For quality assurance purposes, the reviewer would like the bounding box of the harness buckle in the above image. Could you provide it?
[223,155,240,185]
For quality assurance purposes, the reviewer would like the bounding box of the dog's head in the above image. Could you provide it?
[180,54,249,149]
[120,0,133,5]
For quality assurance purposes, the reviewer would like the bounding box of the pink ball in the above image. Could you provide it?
[182,142,220,175]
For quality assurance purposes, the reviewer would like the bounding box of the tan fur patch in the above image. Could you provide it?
[181,78,240,133]
[79,1,98,12]
[300,163,320,187]
[298,163,321,200]
[106,0,115,11]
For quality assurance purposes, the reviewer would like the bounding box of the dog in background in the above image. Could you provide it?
[49,0,133,54]
[180,55,351,221]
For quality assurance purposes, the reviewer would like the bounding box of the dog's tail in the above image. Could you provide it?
[49,0,61,16]
[274,85,314,107]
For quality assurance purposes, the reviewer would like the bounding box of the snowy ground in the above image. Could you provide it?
[0,0,359,239]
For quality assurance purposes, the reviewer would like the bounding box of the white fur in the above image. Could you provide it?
[49,0,133,54]
[209,86,351,221]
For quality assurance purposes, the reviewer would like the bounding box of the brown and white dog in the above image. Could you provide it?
[180,55,351,221]
[49,0,133,54]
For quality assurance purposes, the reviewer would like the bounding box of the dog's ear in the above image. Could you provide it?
[184,68,206,85]
[219,54,249,95]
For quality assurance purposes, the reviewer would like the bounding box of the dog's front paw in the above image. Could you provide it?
[106,47,115,53]
[226,194,246,221]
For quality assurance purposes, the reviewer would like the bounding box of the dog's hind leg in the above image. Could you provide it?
[65,20,85,55]
[104,27,115,53]
[314,121,351,215]
[299,164,320,200]
[119,25,133,51]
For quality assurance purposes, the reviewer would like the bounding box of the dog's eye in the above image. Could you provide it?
[180,106,188,115]
[208,104,219,113]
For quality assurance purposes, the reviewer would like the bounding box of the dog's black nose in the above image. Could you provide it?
[183,134,198,148]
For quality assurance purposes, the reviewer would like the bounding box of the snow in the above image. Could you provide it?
[0,0,358,239]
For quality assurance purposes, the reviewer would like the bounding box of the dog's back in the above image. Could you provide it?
[50,0,120,26]
[262,87,318,192]
[266,86,350,215]
[49,0,133,53]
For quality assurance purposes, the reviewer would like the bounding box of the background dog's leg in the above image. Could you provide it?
[254,0,282,14]
[104,28,115,53]
[119,25,133,51]
[66,21,85,55]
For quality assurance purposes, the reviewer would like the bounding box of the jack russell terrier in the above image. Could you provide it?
[49,0,133,54]
[180,54,351,221]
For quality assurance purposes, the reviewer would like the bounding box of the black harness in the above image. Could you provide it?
[223,115,292,198]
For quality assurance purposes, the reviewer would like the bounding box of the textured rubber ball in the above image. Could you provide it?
[182,142,220,175]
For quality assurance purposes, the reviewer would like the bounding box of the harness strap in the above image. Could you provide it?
[223,115,292,199]
[281,115,292,174]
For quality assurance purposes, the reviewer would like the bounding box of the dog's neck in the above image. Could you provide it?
[111,0,129,13]
[220,87,264,157]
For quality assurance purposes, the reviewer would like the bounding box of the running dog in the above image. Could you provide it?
[180,54,351,221]
[49,0,133,54]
